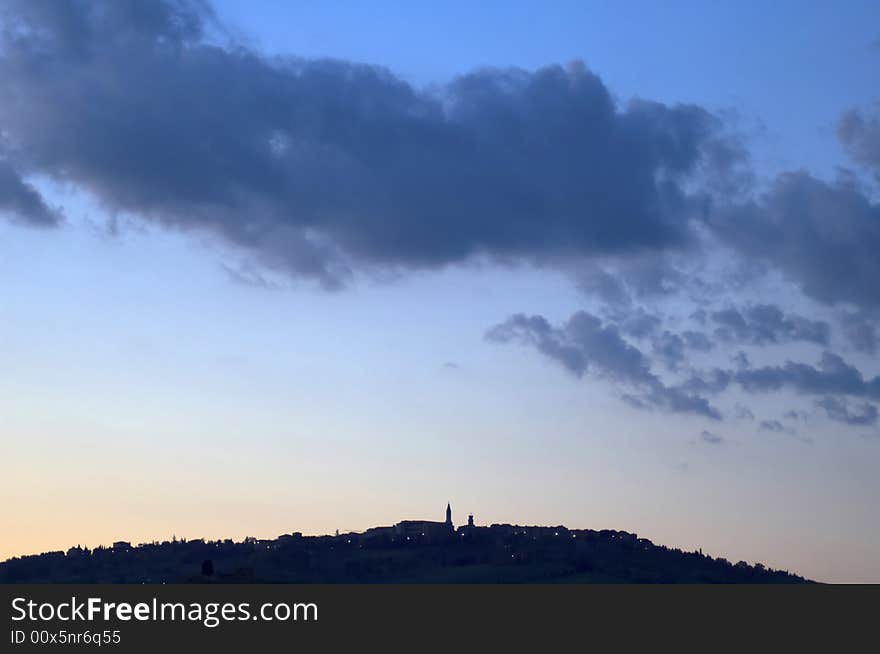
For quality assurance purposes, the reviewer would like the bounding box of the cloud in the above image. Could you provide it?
[838,105,880,177]
[617,309,663,339]
[815,396,878,426]
[0,0,746,288]
[0,160,61,227]
[651,331,686,370]
[699,106,880,314]
[731,351,750,370]
[759,419,792,434]
[708,172,880,309]
[576,266,632,308]
[221,261,284,290]
[734,352,880,400]
[680,368,732,395]
[486,312,644,380]
[700,430,724,445]
[487,307,880,433]
[486,311,720,419]
[585,255,695,303]
[605,308,712,372]
[682,330,713,352]
[839,311,878,354]
[711,304,829,346]
[759,419,813,444]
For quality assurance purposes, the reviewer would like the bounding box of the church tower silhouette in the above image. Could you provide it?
[445,502,453,528]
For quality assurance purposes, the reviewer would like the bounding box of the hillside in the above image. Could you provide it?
[0,523,809,583]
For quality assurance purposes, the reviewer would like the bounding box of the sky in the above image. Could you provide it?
[1,0,879,582]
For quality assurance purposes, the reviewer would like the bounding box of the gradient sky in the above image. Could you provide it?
[1,0,879,582]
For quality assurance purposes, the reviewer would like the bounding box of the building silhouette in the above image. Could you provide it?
[359,503,460,543]
[391,503,455,541]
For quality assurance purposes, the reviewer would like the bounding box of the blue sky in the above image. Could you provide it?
[1,0,879,582]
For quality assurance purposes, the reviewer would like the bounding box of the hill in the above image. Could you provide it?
[0,522,809,583]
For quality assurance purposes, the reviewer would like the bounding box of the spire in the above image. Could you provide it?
[445,502,452,527]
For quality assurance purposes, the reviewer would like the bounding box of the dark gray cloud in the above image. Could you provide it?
[759,419,813,444]
[0,159,60,226]
[691,309,708,325]
[0,0,746,288]
[815,396,878,426]
[651,331,686,370]
[704,106,880,312]
[487,307,880,432]
[731,351,750,370]
[618,309,663,339]
[708,172,880,309]
[838,106,880,177]
[575,253,700,311]
[486,311,720,419]
[681,368,732,395]
[700,430,724,445]
[576,267,631,307]
[646,328,714,371]
[606,308,712,371]
[710,304,830,346]
[682,330,713,352]
[759,420,793,434]
[839,311,877,354]
[734,352,880,400]
[659,349,880,433]
[486,312,644,380]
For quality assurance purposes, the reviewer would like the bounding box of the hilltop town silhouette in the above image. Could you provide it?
[0,505,808,583]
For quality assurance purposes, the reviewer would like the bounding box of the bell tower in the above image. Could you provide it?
[445,502,453,528]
